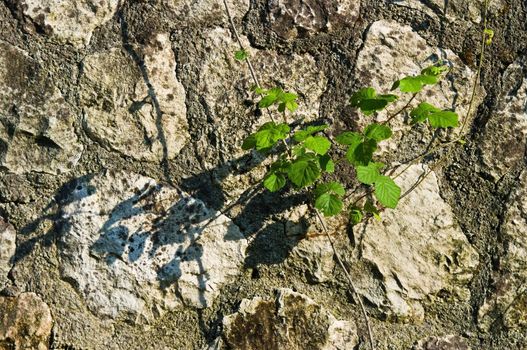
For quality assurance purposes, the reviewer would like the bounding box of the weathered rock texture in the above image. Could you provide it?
[0,0,526,348]
[355,164,479,322]
[80,33,189,162]
[222,288,358,349]
[0,292,53,350]
[0,218,16,290]
[0,41,83,174]
[59,171,247,323]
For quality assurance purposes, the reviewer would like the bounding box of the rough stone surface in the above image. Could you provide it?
[0,292,53,350]
[480,59,527,179]
[58,170,247,323]
[413,335,471,350]
[80,33,189,162]
[0,218,16,291]
[288,235,335,284]
[18,0,119,47]
[478,171,527,330]
[222,288,358,350]
[0,41,83,174]
[165,0,249,24]
[267,0,360,39]
[355,164,479,322]
[353,20,484,154]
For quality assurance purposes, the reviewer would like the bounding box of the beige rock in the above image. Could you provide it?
[355,164,479,322]
[80,33,189,162]
[0,292,53,350]
[0,218,16,291]
[165,0,249,24]
[58,170,247,323]
[0,41,83,174]
[413,334,471,350]
[267,0,360,39]
[18,0,120,47]
[223,288,358,349]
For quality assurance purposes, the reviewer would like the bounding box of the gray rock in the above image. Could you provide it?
[18,0,120,47]
[222,288,358,350]
[166,0,249,24]
[480,59,527,179]
[288,236,335,283]
[0,217,16,291]
[413,334,471,350]
[267,0,360,40]
[353,20,484,155]
[0,41,83,175]
[355,164,479,322]
[0,292,53,350]
[80,33,189,162]
[478,171,527,330]
[58,170,247,323]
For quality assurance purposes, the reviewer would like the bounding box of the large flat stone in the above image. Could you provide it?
[58,170,247,323]
[0,217,16,291]
[80,33,189,162]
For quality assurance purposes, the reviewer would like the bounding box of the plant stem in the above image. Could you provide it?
[382,93,417,125]
[458,0,490,137]
[314,209,375,350]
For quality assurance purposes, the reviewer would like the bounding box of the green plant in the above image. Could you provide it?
[240,65,459,222]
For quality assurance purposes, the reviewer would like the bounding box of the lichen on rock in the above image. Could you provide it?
[58,170,247,323]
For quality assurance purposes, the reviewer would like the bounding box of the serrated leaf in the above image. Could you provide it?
[364,123,393,141]
[374,175,401,209]
[279,92,298,102]
[258,88,283,108]
[318,154,335,173]
[410,102,441,124]
[293,124,328,142]
[347,139,377,166]
[315,193,343,217]
[417,74,438,85]
[287,158,321,187]
[350,207,363,225]
[421,64,448,76]
[335,131,362,146]
[350,87,376,107]
[263,172,286,192]
[304,136,331,155]
[392,76,424,93]
[314,181,345,198]
[234,49,248,60]
[241,134,256,150]
[356,162,382,185]
[428,111,459,128]
[253,122,290,151]
[359,99,389,116]
[285,100,298,112]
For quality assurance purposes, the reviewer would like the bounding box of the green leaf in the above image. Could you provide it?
[359,99,389,116]
[410,102,440,124]
[279,92,298,102]
[315,193,343,217]
[392,76,424,93]
[270,159,291,173]
[263,172,286,192]
[417,74,438,85]
[258,88,283,108]
[378,94,399,102]
[350,87,376,107]
[421,64,448,76]
[350,207,363,225]
[304,136,331,155]
[484,28,494,45]
[374,176,401,209]
[234,49,249,60]
[253,122,290,151]
[287,157,321,187]
[314,181,345,198]
[294,125,329,142]
[285,100,298,112]
[347,139,377,166]
[318,154,335,173]
[356,162,382,185]
[241,134,256,150]
[364,123,393,141]
[335,131,362,146]
[364,200,381,221]
[428,111,459,128]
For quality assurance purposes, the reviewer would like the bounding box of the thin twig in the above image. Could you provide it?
[314,209,375,350]
[459,0,490,137]
[382,93,417,125]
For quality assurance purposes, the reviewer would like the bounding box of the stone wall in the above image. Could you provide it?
[0,0,526,349]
